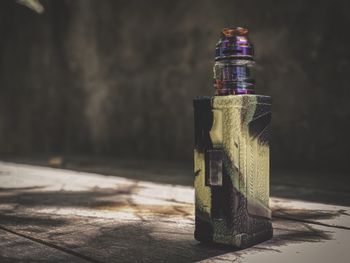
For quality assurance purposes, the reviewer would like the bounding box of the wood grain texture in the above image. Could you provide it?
[0,161,349,262]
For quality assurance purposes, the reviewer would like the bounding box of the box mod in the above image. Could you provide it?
[193,28,273,248]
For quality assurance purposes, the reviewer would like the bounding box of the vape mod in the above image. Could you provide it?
[193,27,273,248]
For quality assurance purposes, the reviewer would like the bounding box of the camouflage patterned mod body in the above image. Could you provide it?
[193,94,273,248]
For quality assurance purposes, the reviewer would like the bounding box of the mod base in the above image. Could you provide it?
[194,216,273,249]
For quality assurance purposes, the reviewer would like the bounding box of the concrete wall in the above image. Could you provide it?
[1,0,350,171]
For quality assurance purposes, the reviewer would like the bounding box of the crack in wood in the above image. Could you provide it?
[0,224,103,263]
[273,215,350,230]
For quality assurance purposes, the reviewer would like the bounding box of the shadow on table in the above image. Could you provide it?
[0,185,338,262]
[2,157,350,206]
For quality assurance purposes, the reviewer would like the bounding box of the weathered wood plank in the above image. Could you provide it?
[0,161,349,262]
[0,229,89,262]
[0,210,348,263]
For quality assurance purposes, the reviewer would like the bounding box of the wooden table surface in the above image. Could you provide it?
[0,161,349,262]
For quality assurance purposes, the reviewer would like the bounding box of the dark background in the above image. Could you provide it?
[1,0,350,172]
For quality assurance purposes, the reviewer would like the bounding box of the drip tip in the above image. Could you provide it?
[221,27,248,37]
[215,27,254,61]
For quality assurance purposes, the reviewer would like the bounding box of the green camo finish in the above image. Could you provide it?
[193,94,273,248]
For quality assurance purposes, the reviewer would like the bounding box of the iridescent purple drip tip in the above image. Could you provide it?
[214,27,256,95]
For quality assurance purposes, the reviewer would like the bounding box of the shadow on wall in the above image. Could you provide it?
[1,0,350,172]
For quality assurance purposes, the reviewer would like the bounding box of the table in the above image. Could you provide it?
[0,161,349,262]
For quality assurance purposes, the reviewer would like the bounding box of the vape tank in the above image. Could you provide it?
[193,27,273,248]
